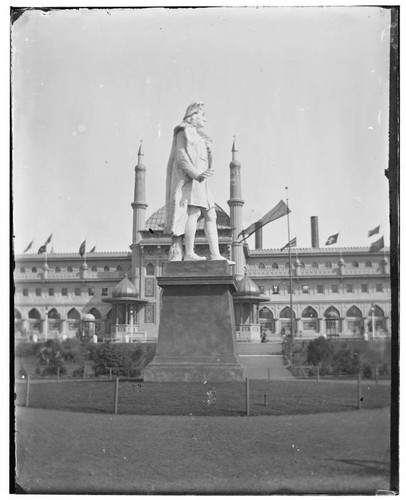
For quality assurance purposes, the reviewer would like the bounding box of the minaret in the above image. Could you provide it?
[130,142,148,283]
[227,137,246,279]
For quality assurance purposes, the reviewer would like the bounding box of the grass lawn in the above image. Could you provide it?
[15,378,390,416]
[15,407,393,494]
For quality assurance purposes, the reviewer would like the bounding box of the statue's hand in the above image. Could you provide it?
[197,169,214,182]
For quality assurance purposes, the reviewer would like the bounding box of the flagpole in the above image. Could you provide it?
[285,187,295,339]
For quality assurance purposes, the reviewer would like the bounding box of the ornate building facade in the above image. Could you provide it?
[14,142,391,343]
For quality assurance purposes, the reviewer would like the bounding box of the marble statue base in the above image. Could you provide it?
[143,260,245,382]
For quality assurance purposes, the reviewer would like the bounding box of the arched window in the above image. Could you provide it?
[55,266,61,272]
[128,265,132,273]
[302,306,318,318]
[67,308,81,320]
[106,309,113,320]
[259,307,274,319]
[325,261,332,268]
[365,261,373,268]
[48,308,60,320]
[91,266,97,272]
[368,305,384,317]
[280,306,296,319]
[116,265,122,272]
[89,308,102,320]
[258,263,265,270]
[28,308,41,319]
[67,266,73,272]
[32,267,37,273]
[352,261,359,268]
[146,263,155,276]
[346,305,362,317]
[20,267,25,273]
[324,306,340,318]
[272,263,279,269]
[312,262,318,269]
[104,265,110,272]
[14,308,22,319]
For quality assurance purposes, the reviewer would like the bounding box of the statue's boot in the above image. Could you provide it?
[205,219,235,265]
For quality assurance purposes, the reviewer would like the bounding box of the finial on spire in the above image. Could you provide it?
[232,136,237,152]
[138,140,144,156]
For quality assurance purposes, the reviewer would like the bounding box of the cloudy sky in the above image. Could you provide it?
[11,5,392,253]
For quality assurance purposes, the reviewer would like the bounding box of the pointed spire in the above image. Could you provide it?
[231,135,239,162]
[138,140,144,157]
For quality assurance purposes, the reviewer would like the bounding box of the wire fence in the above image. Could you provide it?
[15,371,391,417]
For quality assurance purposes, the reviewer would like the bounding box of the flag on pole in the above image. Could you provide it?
[23,240,33,253]
[238,200,290,241]
[368,225,380,237]
[79,240,86,257]
[280,237,297,251]
[38,245,46,254]
[89,246,96,253]
[369,236,384,253]
[325,233,339,246]
[44,233,53,245]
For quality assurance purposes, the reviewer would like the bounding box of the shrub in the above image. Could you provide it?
[60,338,87,363]
[15,341,43,358]
[362,363,373,378]
[306,337,334,367]
[72,366,85,378]
[91,343,156,377]
[36,364,67,377]
[331,347,360,375]
[36,340,66,377]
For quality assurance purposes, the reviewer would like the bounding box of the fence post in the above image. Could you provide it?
[316,366,320,383]
[57,366,60,383]
[357,373,362,410]
[245,378,250,416]
[25,374,30,408]
[264,392,267,407]
[83,364,86,380]
[109,367,113,381]
[375,365,378,386]
[114,377,119,414]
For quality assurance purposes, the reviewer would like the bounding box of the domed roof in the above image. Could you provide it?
[83,313,95,321]
[236,275,260,297]
[43,262,49,271]
[80,261,88,271]
[112,275,138,298]
[145,204,231,231]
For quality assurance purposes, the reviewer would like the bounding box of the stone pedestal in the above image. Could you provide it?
[143,261,245,382]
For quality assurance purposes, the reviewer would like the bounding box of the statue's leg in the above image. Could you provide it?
[168,236,183,262]
[184,206,206,261]
[204,207,235,264]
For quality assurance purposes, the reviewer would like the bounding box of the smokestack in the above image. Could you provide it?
[311,216,319,248]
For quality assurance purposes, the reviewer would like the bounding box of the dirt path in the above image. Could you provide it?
[15,407,392,494]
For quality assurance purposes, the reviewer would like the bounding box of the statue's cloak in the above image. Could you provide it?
[164,123,214,236]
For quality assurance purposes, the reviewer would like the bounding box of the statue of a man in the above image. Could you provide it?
[164,102,233,263]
